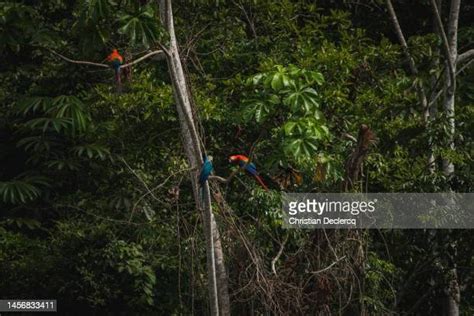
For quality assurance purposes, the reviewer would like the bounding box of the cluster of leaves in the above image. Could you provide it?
[73,0,164,52]
[0,95,110,205]
[241,65,329,162]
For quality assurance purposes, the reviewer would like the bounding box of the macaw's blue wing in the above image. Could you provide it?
[244,162,258,176]
[199,160,213,185]
[112,59,122,71]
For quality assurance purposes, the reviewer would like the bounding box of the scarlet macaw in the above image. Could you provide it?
[107,49,123,90]
[229,154,269,191]
[199,154,213,200]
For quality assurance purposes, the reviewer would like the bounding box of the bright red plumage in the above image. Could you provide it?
[229,154,249,163]
[107,49,123,92]
[229,154,268,191]
[107,49,123,63]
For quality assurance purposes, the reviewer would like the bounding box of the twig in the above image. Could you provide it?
[56,204,149,226]
[456,57,474,74]
[121,50,165,68]
[271,235,288,275]
[121,157,160,201]
[308,256,347,274]
[429,58,474,106]
[342,132,357,143]
[208,168,240,184]
[457,48,474,65]
[129,166,193,222]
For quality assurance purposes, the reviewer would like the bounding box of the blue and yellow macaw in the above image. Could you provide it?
[229,154,269,191]
[199,154,213,199]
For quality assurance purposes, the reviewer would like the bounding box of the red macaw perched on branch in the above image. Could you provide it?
[229,154,269,191]
[107,49,123,91]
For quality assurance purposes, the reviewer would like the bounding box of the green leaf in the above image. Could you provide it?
[283,121,296,135]
[271,73,283,90]
[0,180,43,204]
[71,144,110,160]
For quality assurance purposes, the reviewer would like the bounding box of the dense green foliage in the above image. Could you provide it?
[1,0,473,314]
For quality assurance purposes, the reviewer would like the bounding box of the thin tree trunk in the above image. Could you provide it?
[386,0,437,177]
[157,1,231,315]
[428,0,442,173]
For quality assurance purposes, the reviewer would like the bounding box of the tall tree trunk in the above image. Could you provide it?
[445,240,460,316]
[432,2,461,314]
[438,1,460,309]
[446,267,461,316]
[442,0,460,177]
[158,1,230,315]
[211,212,231,315]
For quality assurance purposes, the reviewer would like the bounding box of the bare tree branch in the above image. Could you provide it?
[456,57,474,74]
[429,57,474,107]
[343,124,376,192]
[49,49,109,68]
[430,0,455,87]
[49,49,166,69]
[271,235,288,276]
[457,48,474,65]
[121,50,165,68]
[308,256,347,275]
[342,132,357,143]
[208,168,240,184]
[385,0,429,122]
[447,0,461,57]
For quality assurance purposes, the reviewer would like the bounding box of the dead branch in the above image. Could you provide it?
[208,168,240,184]
[271,235,288,276]
[342,132,357,143]
[457,48,474,65]
[49,49,109,68]
[430,0,455,87]
[308,256,347,275]
[342,124,376,191]
[122,50,165,68]
[49,49,165,69]
[385,0,429,122]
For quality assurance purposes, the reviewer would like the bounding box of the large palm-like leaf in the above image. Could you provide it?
[0,176,50,204]
[118,6,162,48]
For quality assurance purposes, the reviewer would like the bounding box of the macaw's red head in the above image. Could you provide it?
[229,154,249,164]
[107,49,123,62]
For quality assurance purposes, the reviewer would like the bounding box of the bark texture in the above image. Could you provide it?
[158,1,230,315]
[343,124,376,192]
[441,0,460,177]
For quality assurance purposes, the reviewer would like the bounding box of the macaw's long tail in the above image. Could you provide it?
[114,68,122,92]
[254,175,269,191]
[114,68,121,84]
[199,185,204,202]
